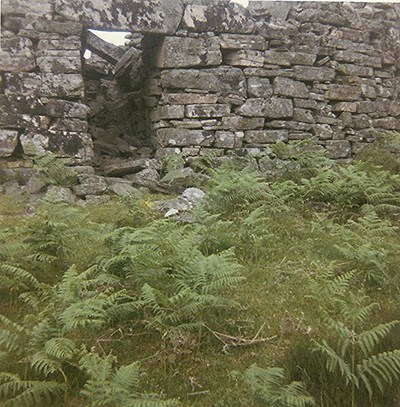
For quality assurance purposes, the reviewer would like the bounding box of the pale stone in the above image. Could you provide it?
[237,98,293,119]
[156,36,221,68]
[150,105,185,121]
[0,37,36,73]
[293,66,336,81]
[73,175,108,196]
[55,0,184,35]
[214,131,244,148]
[0,130,19,157]
[223,50,264,67]
[326,85,361,101]
[161,93,218,105]
[273,77,309,98]
[157,128,214,147]
[221,116,264,130]
[247,77,273,98]
[244,130,288,145]
[185,104,230,118]
[161,67,246,96]
[182,2,255,34]
[326,140,352,158]
[220,34,267,50]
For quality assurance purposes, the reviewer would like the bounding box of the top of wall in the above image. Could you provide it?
[3,0,400,35]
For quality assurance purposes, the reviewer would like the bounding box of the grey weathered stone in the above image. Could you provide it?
[223,50,264,67]
[103,158,157,177]
[161,67,246,96]
[185,104,230,118]
[4,73,84,98]
[37,37,81,51]
[36,51,82,74]
[293,108,315,124]
[47,186,76,204]
[326,140,351,158]
[73,175,108,196]
[294,66,336,81]
[46,101,89,119]
[326,85,361,101]
[248,1,292,20]
[157,36,221,68]
[214,131,244,148]
[273,77,309,98]
[335,63,374,77]
[312,124,334,140]
[182,187,205,206]
[182,2,255,34]
[0,130,19,157]
[244,130,288,145]
[150,105,185,121]
[334,51,382,68]
[221,116,264,130]
[220,34,267,50]
[3,0,52,15]
[264,51,291,66]
[248,77,273,98]
[0,37,36,72]
[55,0,184,35]
[157,128,214,147]
[20,132,49,155]
[161,167,199,190]
[109,183,143,197]
[332,102,357,113]
[237,98,293,119]
[161,93,218,105]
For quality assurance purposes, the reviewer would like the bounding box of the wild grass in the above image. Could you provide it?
[1,137,400,406]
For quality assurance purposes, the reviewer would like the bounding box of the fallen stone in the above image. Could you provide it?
[244,130,288,145]
[73,175,108,196]
[326,140,351,158]
[157,36,221,68]
[103,158,157,177]
[47,185,76,204]
[80,195,110,206]
[109,183,143,197]
[220,34,267,50]
[86,31,126,65]
[0,130,19,158]
[182,187,206,205]
[237,98,293,119]
[161,67,246,97]
[161,167,198,190]
[157,128,214,147]
[273,77,309,98]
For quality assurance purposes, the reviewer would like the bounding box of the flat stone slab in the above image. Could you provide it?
[237,98,294,119]
[55,0,184,35]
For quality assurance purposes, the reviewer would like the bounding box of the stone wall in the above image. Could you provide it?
[1,0,400,200]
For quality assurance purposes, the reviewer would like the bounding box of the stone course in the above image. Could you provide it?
[1,0,400,201]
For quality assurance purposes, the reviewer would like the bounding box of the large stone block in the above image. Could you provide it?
[55,0,184,35]
[0,37,36,72]
[248,77,273,98]
[273,77,309,98]
[86,31,126,64]
[161,67,246,97]
[46,100,90,119]
[223,50,264,67]
[157,128,214,147]
[264,51,316,66]
[182,2,255,34]
[156,36,221,68]
[237,98,293,119]
[214,131,244,148]
[37,37,82,51]
[4,73,84,98]
[185,104,230,118]
[244,130,288,145]
[221,116,265,130]
[36,51,82,74]
[334,50,382,68]
[326,85,361,101]
[220,34,267,51]
[294,66,336,81]
[326,140,351,159]
[0,130,19,157]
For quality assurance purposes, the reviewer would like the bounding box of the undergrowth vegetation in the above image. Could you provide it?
[1,136,400,406]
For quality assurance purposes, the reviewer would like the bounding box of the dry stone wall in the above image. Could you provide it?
[1,0,400,201]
